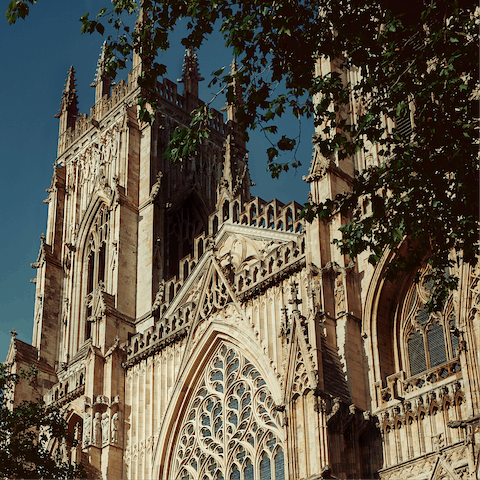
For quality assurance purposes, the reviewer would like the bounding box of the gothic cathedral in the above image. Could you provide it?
[6,45,479,480]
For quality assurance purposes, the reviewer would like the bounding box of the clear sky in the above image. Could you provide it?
[0,1,312,359]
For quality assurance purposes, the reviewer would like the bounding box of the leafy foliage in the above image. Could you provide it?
[0,364,85,479]
[6,0,479,308]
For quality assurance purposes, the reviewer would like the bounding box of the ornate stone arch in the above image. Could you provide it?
[364,246,464,411]
[70,194,112,353]
[45,409,84,470]
[151,324,286,480]
[362,247,412,407]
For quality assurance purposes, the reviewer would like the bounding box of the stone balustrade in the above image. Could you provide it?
[376,375,468,471]
[44,366,86,406]
[376,358,462,408]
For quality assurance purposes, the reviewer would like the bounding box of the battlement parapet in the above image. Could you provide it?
[209,195,305,235]
[59,65,229,155]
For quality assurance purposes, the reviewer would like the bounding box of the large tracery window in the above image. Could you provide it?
[84,205,109,339]
[402,272,459,377]
[173,344,285,480]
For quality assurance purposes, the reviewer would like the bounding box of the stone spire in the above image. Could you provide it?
[217,58,249,205]
[132,5,147,72]
[226,58,243,123]
[91,41,111,103]
[179,48,204,98]
[55,66,79,132]
[220,135,234,196]
[225,59,245,149]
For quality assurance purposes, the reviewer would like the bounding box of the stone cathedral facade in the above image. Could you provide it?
[6,46,480,480]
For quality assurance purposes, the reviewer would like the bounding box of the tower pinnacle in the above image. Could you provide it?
[91,42,112,103]
[55,66,79,133]
[179,48,204,99]
[226,58,243,123]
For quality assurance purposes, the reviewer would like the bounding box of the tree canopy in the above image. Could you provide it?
[6,0,479,308]
[0,364,85,479]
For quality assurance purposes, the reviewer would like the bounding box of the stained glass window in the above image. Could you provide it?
[173,343,285,480]
[404,272,459,377]
[408,331,426,376]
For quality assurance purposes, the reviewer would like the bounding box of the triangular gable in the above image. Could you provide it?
[429,454,461,480]
[282,303,318,402]
[164,224,300,321]
[176,253,248,376]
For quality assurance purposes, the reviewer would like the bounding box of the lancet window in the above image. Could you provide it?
[167,196,207,278]
[84,205,109,339]
[173,343,285,480]
[401,271,459,377]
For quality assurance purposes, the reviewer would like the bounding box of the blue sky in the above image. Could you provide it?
[0,1,311,358]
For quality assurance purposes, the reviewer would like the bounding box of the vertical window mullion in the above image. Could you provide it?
[422,327,431,370]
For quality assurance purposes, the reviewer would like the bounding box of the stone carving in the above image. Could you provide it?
[153,237,162,269]
[334,273,346,315]
[200,268,231,319]
[74,422,82,443]
[83,411,92,448]
[62,297,70,323]
[152,280,165,311]
[57,437,68,464]
[102,412,110,445]
[303,143,333,183]
[149,171,163,201]
[289,281,303,310]
[96,394,109,405]
[93,412,102,446]
[110,239,118,273]
[292,351,310,395]
[34,294,43,325]
[432,433,445,451]
[279,305,291,339]
[111,412,119,444]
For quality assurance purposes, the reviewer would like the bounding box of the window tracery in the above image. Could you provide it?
[402,272,459,377]
[167,197,207,278]
[84,205,109,339]
[173,343,285,480]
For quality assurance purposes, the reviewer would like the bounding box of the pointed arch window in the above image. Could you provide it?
[167,196,208,278]
[402,272,459,377]
[173,344,285,480]
[84,205,109,339]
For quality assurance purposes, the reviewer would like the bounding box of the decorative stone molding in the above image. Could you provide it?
[171,342,285,480]
[238,258,306,303]
[379,443,469,480]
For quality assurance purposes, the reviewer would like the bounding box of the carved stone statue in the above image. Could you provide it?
[83,412,91,448]
[334,273,346,314]
[152,280,165,311]
[111,412,119,444]
[102,412,110,445]
[93,412,102,446]
[60,437,68,463]
[74,421,82,443]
